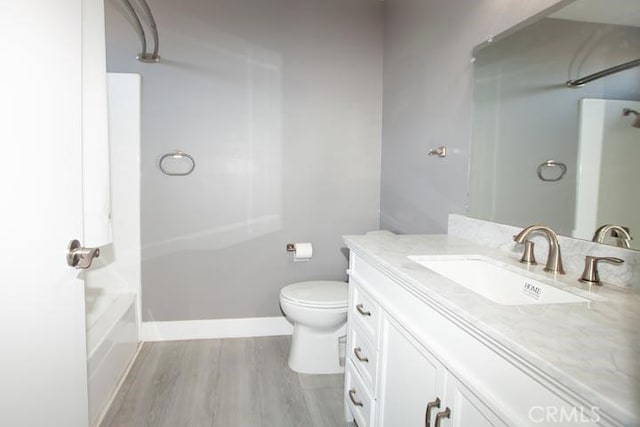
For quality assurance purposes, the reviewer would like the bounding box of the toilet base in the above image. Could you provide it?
[288,324,346,374]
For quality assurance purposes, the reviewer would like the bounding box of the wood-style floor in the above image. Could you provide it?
[100,335,346,427]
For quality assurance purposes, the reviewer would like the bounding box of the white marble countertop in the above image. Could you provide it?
[344,232,640,426]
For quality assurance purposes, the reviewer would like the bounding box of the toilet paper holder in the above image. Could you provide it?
[286,242,313,262]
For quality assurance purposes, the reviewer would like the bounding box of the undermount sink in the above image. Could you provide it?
[408,255,589,306]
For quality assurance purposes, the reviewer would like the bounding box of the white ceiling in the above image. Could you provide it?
[550,0,640,27]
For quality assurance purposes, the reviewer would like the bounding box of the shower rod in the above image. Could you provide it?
[122,0,160,63]
[566,58,640,88]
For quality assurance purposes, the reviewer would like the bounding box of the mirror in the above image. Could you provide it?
[469,0,640,250]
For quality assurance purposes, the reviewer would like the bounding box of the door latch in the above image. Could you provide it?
[66,239,100,269]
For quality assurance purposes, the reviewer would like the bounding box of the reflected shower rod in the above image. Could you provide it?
[567,58,640,88]
[122,0,160,63]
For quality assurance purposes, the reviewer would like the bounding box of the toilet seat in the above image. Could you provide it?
[280,281,348,309]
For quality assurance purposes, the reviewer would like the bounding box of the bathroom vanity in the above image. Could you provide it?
[343,232,640,427]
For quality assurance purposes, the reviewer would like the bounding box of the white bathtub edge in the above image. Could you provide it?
[140,316,294,342]
[88,300,139,425]
[87,292,137,358]
[91,341,142,427]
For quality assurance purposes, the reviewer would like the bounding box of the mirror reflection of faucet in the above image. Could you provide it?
[513,225,565,274]
[592,224,632,249]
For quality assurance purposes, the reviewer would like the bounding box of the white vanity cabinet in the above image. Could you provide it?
[345,252,603,427]
[377,317,444,426]
[378,317,501,427]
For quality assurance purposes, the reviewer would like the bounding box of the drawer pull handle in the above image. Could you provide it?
[353,347,369,362]
[356,304,371,316]
[434,407,451,427]
[425,397,441,427]
[348,389,364,407]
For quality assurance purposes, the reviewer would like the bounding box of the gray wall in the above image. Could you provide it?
[105,0,382,321]
[380,0,564,234]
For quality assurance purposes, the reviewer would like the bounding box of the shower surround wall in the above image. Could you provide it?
[105,0,382,323]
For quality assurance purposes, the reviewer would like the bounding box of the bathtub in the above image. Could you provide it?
[86,289,139,425]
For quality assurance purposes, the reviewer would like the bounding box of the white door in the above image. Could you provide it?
[0,1,89,426]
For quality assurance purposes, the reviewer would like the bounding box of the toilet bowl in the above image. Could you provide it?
[280,281,348,374]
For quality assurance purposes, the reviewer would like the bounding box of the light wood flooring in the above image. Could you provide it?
[100,335,346,427]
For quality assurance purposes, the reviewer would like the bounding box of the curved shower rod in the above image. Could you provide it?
[566,58,640,88]
[122,0,160,63]
[121,0,146,55]
[137,0,160,62]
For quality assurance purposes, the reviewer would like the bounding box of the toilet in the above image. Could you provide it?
[280,281,349,374]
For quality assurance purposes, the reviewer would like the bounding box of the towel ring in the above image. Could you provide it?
[159,150,195,176]
[537,160,566,182]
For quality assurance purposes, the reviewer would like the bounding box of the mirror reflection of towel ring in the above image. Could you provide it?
[159,150,195,176]
[537,160,566,182]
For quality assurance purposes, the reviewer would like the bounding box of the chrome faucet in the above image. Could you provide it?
[592,224,632,249]
[513,225,565,274]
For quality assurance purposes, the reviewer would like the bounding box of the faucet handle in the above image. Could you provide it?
[519,240,537,265]
[579,256,624,285]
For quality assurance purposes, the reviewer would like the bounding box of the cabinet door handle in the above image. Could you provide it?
[353,347,369,362]
[348,389,364,407]
[356,304,371,316]
[425,397,441,427]
[434,407,451,427]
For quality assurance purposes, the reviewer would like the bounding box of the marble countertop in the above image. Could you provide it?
[344,232,640,426]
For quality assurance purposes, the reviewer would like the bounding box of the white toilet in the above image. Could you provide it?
[280,281,349,374]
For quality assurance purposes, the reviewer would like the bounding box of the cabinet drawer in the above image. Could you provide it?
[345,360,375,427]
[351,282,380,340]
[348,324,377,390]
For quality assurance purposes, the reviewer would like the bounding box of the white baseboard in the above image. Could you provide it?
[140,316,294,342]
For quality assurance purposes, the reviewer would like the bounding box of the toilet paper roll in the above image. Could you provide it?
[293,243,313,261]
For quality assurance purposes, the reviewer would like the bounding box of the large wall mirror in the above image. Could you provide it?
[469,0,640,250]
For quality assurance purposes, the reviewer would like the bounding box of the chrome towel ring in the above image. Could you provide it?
[159,150,195,176]
[537,160,566,182]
